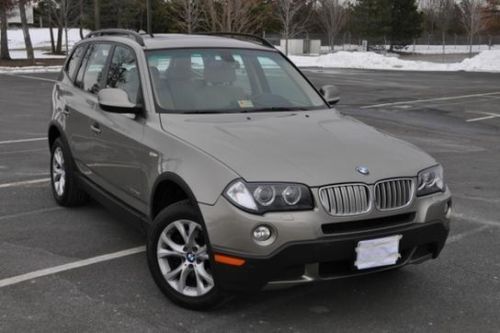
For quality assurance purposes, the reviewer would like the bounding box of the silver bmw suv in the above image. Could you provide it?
[49,30,452,309]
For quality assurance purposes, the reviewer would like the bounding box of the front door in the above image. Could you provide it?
[89,45,150,213]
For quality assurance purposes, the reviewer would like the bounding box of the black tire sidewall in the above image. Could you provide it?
[147,201,225,310]
[50,137,86,206]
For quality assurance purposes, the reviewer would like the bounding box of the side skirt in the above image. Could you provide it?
[76,174,151,234]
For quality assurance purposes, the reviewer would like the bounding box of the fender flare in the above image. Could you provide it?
[150,172,201,219]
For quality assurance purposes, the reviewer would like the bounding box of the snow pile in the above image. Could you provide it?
[289,50,500,72]
[8,28,89,50]
[457,50,500,72]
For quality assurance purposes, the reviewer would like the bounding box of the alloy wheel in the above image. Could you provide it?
[157,220,215,297]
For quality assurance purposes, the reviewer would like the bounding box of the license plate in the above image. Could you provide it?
[355,235,402,270]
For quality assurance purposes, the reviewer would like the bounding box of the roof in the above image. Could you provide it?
[142,34,274,51]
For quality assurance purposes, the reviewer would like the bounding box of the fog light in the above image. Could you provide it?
[253,226,272,242]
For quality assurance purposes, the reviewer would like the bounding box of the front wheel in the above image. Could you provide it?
[147,201,226,310]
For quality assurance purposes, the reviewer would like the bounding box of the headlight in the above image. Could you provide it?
[417,165,445,196]
[224,180,314,214]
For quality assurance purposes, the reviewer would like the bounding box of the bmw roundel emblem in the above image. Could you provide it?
[356,166,370,175]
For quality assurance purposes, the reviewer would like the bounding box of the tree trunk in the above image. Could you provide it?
[0,4,10,61]
[19,0,34,61]
[56,25,63,54]
[469,32,473,56]
[79,0,84,39]
[94,0,100,30]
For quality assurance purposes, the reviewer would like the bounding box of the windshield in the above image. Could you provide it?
[146,48,327,113]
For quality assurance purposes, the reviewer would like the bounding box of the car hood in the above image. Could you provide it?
[160,110,436,186]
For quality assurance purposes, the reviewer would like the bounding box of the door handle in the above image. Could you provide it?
[62,106,70,116]
[90,123,102,135]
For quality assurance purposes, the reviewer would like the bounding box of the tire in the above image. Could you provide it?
[147,200,226,310]
[50,138,88,207]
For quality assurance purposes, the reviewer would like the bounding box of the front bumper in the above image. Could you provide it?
[212,220,450,292]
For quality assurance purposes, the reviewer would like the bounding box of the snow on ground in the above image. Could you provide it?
[320,44,500,54]
[10,50,66,59]
[7,27,89,51]
[289,50,500,72]
[0,65,62,73]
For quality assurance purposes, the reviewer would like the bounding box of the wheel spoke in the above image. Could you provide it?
[160,232,185,254]
[195,264,214,285]
[164,264,183,280]
[186,222,199,247]
[194,269,208,295]
[177,265,190,291]
[173,221,189,244]
[157,248,183,259]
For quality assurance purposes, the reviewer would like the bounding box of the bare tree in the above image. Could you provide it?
[203,0,266,33]
[317,0,348,52]
[435,0,455,54]
[18,0,34,61]
[0,0,13,60]
[50,0,81,54]
[275,0,311,55]
[172,0,202,33]
[459,0,487,55]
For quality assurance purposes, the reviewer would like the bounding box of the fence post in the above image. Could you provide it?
[413,39,416,53]
[454,34,457,50]
[489,35,492,50]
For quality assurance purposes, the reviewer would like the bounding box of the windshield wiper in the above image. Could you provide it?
[247,107,306,113]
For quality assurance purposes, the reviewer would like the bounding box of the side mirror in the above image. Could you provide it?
[98,88,140,114]
[320,85,340,106]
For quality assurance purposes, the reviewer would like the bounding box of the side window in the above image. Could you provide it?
[66,45,86,81]
[82,44,111,94]
[106,46,141,104]
[75,45,92,89]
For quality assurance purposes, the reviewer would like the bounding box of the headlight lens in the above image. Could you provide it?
[224,180,314,214]
[417,165,445,196]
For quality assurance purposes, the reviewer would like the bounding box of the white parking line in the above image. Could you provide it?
[446,225,490,244]
[0,178,50,189]
[466,111,500,122]
[361,91,500,109]
[0,137,45,145]
[0,246,146,289]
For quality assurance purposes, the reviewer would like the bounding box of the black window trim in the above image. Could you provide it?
[103,42,144,108]
[65,42,89,83]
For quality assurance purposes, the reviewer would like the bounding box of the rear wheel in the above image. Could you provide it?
[50,138,88,206]
[147,201,226,310]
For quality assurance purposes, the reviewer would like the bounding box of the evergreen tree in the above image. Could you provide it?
[352,0,423,50]
[390,0,423,50]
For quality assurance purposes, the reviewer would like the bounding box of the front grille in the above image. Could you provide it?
[374,178,414,210]
[319,184,370,216]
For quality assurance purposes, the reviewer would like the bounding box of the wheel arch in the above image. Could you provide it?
[48,121,69,149]
[150,172,201,220]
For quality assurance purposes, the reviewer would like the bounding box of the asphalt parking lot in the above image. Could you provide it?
[0,69,499,332]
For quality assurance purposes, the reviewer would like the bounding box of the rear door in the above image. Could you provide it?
[89,44,150,213]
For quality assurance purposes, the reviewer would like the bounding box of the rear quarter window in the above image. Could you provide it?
[66,45,87,81]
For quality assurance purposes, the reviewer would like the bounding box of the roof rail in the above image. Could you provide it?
[200,32,275,49]
[85,29,145,47]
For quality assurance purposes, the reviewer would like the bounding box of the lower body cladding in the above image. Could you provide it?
[199,189,452,293]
